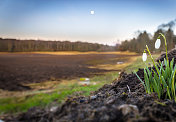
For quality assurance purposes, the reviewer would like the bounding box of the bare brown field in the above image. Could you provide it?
[0,52,138,91]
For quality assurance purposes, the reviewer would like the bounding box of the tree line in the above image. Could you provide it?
[118,28,176,53]
[0,38,115,52]
[1,28,175,53]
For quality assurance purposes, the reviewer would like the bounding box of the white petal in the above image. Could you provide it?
[155,39,161,49]
[142,53,147,62]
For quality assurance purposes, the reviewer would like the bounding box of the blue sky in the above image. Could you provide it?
[0,0,176,45]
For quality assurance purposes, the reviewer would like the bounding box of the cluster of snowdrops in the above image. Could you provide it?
[135,33,176,101]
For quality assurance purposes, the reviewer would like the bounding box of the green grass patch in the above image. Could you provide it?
[125,54,160,73]
[0,72,118,115]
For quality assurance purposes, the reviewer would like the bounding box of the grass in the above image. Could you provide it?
[125,54,160,73]
[0,53,159,116]
[0,72,118,115]
[0,84,103,114]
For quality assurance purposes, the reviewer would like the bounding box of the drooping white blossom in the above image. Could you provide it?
[142,52,147,62]
[155,39,161,49]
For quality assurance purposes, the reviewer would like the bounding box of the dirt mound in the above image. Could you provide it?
[156,48,176,63]
[5,68,176,122]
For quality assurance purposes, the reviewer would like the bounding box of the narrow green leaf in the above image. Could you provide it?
[169,65,176,89]
[167,86,172,100]
[159,62,163,83]
[155,63,160,76]
[170,58,174,72]
[161,76,167,88]
[146,66,153,92]
[159,60,162,66]
[171,70,176,99]
[164,58,167,67]
[134,72,146,90]
[153,78,160,99]
[144,68,150,94]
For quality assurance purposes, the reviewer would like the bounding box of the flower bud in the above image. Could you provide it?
[155,38,161,49]
[142,52,147,62]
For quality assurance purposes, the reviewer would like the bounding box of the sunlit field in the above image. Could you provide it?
[0,51,137,55]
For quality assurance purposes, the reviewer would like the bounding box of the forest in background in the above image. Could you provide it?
[0,28,175,53]
[0,39,115,52]
[118,28,176,53]
[118,18,176,53]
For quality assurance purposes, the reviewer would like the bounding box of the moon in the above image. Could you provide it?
[90,10,95,15]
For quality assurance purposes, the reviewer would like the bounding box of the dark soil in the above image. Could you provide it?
[0,53,135,91]
[5,49,176,122]
[156,48,176,63]
[6,69,176,122]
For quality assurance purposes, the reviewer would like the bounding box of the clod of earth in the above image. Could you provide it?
[49,106,58,112]
[90,95,97,100]
[118,104,139,116]
[5,49,176,121]
[156,48,176,64]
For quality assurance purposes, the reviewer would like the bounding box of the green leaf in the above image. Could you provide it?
[134,72,146,90]
[161,76,167,88]
[170,58,174,72]
[161,76,167,97]
[169,65,176,89]
[171,70,176,99]
[164,58,167,67]
[159,60,162,66]
[144,68,151,94]
[146,66,153,92]
[159,62,163,82]
[167,86,172,100]
[153,78,160,99]
[155,63,160,76]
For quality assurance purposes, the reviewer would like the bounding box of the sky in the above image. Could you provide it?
[0,0,176,45]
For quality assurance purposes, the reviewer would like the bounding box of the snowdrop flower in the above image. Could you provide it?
[155,38,161,49]
[142,52,147,62]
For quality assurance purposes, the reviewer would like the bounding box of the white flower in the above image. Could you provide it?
[155,39,161,49]
[142,52,147,62]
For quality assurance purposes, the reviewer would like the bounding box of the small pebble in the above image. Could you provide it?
[80,99,85,103]
[100,114,110,121]
[118,104,139,116]
[50,106,58,112]
[90,95,97,100]
[106,99,115,104]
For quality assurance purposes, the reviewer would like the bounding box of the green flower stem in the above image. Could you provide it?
[159,33,168,61]
[146,45,160,75]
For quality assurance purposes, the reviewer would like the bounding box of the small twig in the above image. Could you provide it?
[127,85,131,94]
